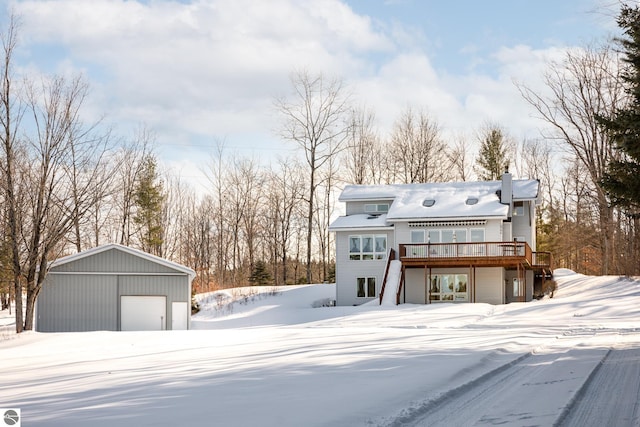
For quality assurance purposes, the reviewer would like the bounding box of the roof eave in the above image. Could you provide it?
[49,244,196,280]
[329,226,394,232]
[387,215,508,222]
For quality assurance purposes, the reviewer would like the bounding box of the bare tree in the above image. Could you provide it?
[387,107,451,183]
[315,148,339,282]
[518,44,626,274]
[275,70,351,283]
[66,122,112,253]
[112,126,154,246]
[517,138,556,207]
[343,106,378,185]
[160,174,189,262]
[15,74,112,331]
[0,13,24,330]
[235,156,265,281]
[181,193,215,293]
[265,159,304,286]
[447,133,474,181]
[204,141,233,288]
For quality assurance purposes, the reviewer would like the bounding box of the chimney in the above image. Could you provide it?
[501,170,512,206]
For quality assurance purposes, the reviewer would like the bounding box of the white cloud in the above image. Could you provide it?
[7,0,598,177]
[13,0,393,141]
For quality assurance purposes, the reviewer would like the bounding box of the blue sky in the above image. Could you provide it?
[1,0,617,188]
[348,0,611,74]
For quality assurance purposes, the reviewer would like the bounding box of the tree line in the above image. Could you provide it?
[2,5,640,332]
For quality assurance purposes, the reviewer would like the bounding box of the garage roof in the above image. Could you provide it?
[49,244,196,279]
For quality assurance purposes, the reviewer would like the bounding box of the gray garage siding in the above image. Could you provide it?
[49,248,178,275]
[36,274,118,332]
[35,244,195,332]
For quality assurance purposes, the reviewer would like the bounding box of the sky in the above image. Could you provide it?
[0,0,619,190]
[2,270,640,426]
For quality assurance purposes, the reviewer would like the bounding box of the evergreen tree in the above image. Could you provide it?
[475,127,511,180]
[133,155,165,255]
[249,260,272,286]
[599,4,640,215]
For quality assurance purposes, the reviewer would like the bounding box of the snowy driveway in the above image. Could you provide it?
[1,271,640,426]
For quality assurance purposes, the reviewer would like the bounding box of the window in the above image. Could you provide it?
[441,230,454,243]
[466,197,478,205]
[357,277,376,298]
[364,203,389,214]
[469,229,485,256]
[441,230,466,243]
[513,201,525,216]
[411,230,425,243]
[430,274,468,302]
[423,199,436,207]
[470,229,485,242]
[349,235,387,260]
[513,278,523,298]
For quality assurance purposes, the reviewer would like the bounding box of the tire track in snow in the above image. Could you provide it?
[555,347,640,427]
[383,347,609,427]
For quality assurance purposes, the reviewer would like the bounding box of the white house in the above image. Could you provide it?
[329,173,553,306]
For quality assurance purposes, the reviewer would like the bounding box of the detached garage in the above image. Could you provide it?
[36,244,195,332]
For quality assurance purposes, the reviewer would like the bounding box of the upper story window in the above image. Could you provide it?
[349,235,387,260]
[412,229,470,243]
[470,228,485,242]
[364,203,389,214]
[513,201,525,216]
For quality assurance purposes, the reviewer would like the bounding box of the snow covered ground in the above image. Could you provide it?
[1,269,639,426]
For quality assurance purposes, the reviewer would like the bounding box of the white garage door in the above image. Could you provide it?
[121,296,166,331]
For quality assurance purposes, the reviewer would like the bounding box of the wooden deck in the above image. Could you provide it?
[399,242,553,271]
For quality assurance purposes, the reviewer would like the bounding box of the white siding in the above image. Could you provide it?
[512,201,534,248]
[475,267,505,304]
[395,219,503,246]
[485,219,503,241]
[404,268,425,304]
[334,230,393,306]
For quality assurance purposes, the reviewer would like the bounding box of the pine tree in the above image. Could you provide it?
[599,4,640,215]
[475,127,511,180]
[248,260,273,286]
[133,155,165,255]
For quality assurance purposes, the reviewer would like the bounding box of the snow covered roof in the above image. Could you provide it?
[328,214,394,231]
[336,177,540,222]
[338,185,399,202]
[388,182,508,220]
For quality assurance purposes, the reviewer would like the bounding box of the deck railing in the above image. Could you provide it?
[398,241,552,270]
[400,241,526,258]
[532,251,554,270]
